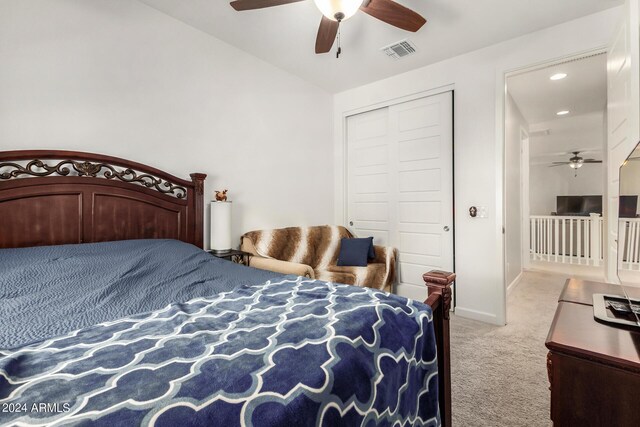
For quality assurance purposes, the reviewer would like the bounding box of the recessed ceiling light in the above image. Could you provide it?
[550,73,567,81]
[557,110,570,116]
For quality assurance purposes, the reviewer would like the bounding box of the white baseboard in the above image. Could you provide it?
[455,307,501,325]
[506,271,523,296]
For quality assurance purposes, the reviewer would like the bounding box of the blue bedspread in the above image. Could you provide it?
[0,277,440,426]
[0,240,281,349]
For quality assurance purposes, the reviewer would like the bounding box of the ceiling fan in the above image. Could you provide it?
[229,0,427,57]
[550,151,602,176]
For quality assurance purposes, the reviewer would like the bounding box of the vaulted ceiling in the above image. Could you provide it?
[140,0,622,93]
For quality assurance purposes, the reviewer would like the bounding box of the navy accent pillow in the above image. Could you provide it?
[367,237,375,260]
[337,237,373,267]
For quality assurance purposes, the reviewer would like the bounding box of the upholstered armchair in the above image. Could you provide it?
[240,225,397,293]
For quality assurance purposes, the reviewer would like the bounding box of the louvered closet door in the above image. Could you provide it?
[346,92,454,301]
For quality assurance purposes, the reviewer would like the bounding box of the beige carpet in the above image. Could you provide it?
[450,271,566,426]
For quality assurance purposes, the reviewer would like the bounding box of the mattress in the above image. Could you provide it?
[0,239,440,426]
[0,239,282,349]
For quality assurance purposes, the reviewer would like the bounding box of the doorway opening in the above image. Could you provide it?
[504,52,608,300]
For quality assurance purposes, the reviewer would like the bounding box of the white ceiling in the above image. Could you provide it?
[508,53,607,124]
[139,0,622,93]
[507,53,608,163]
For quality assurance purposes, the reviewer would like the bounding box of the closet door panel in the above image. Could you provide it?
[346,92,453,301]
[347,107,391,242]
[391,93,454,299]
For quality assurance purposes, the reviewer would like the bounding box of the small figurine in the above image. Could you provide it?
[215,189,228,202]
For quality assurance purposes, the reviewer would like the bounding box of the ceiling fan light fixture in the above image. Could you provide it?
[314,0,364,21]
[569,159,584,169]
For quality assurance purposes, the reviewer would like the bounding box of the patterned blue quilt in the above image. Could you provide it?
[0,239,283,349]
[0,276,440,426]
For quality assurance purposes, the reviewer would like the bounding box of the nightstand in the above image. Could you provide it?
[207,249,252,266]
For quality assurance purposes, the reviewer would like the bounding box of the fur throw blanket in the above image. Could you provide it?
[242,225,397,293]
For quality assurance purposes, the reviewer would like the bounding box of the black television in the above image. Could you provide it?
[556,196,602,216]
[619,195,638,218]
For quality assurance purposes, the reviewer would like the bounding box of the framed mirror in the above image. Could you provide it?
[606,143,640,327]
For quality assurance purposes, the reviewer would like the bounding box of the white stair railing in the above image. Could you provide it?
[619,218,640,271]
[530,214,603,266]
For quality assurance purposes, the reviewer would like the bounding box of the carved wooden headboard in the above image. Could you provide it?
[0,150,206,249]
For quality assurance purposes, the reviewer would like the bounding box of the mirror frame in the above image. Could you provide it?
[616,142,640,326]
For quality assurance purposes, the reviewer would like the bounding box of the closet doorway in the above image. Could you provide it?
[345,91,454,301]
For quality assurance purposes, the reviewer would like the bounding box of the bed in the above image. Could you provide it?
[0,150,453,426]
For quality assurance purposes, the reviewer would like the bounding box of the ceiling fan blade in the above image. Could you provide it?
[315,16,339,54]
[230,0,304,11]
[360,0,426,32]
[550,162,570,167]
[583,160,603,163]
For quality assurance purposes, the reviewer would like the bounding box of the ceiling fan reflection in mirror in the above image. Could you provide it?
[550,151,602,177]
[229,0,427,57]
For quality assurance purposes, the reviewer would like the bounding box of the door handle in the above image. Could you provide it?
[349,221,354,226]
[443,226,450,232]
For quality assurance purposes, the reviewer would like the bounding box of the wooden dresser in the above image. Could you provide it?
[545,279,640,426]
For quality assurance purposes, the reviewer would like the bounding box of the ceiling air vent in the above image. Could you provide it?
[381,39,417,60]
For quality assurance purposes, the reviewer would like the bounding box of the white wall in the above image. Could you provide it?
[526,108,605,224]
[606,0,640,283]
[0,0,334,246]
[334,7,621,325]
[505,93,527,287]
[529,163,604,215]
